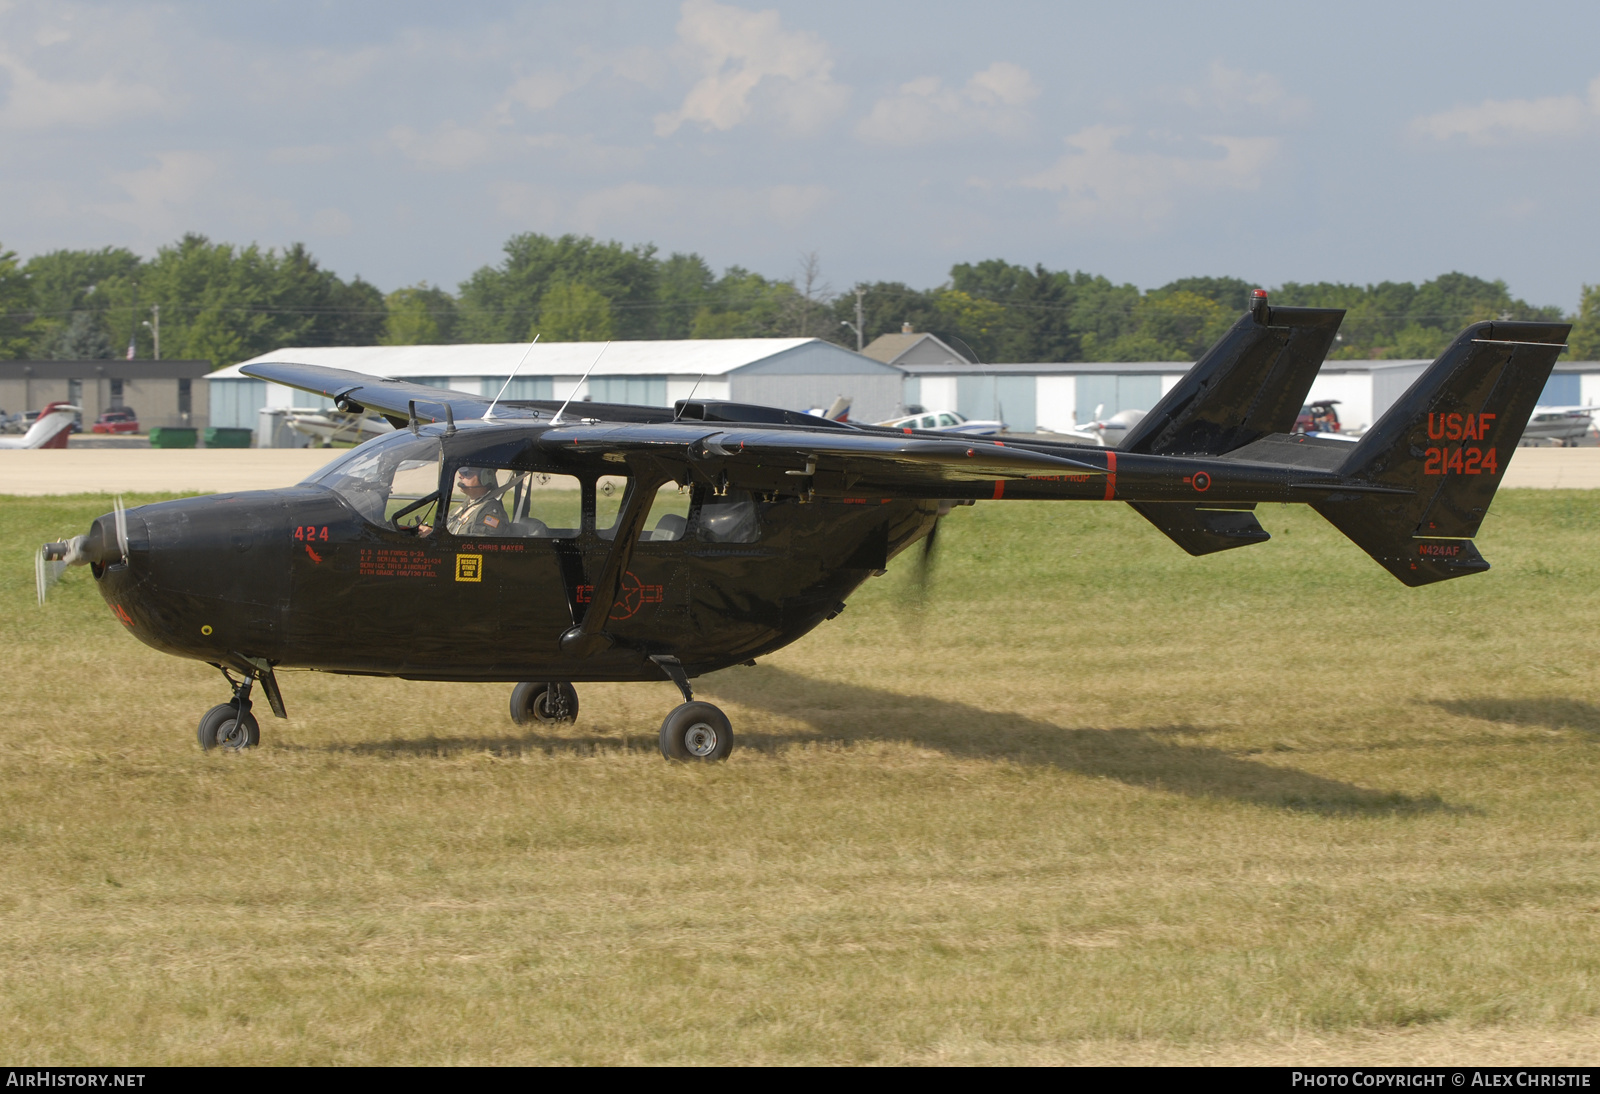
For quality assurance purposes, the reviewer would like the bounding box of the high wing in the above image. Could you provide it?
[239,362,538,426]
[537,420,1107,487]
[244,359,1111,486]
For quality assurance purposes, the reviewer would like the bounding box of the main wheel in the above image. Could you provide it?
[658,702,733,762]
[510,682,579,726]
[197,702,260,751]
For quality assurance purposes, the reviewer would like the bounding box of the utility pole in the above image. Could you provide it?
[853,288,865,352]
[143,304,161,361]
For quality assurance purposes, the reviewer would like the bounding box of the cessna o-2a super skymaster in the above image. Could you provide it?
[38,293,1567,761]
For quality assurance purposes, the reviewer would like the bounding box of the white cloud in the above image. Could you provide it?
[389,122,500,170]
[1179,62,1308,121]
[856,61,1039,146]
[90,151,221,235]
[654,0,848,137]
[0,48,165,130]
[1022,125,1278,227]
[309,208,354,236]
[491,179,833,236]
[502,71,579,113]
[1411,77,1600,143]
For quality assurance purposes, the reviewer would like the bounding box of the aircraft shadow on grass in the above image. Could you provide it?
[1426,697,1600,735]
[335,667,1455,817]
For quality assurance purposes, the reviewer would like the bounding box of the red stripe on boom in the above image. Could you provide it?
[993,480,1005,500]
[1104,451,1117,500]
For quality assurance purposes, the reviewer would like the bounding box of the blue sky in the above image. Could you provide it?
[3,0,1598,308]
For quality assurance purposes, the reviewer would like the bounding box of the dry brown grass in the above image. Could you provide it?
[2,491,1599,1064]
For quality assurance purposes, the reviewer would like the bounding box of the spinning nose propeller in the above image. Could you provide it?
[36,495,129,606]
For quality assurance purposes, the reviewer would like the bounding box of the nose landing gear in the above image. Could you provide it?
[198,700,259,751]
[197,662,285,752]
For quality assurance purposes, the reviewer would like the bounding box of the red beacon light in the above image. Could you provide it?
[1250,288,1269,323]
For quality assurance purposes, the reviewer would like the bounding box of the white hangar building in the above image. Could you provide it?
[870,331,1600,436]
[209,338,905,441]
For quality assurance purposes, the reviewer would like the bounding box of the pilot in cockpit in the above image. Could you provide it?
[419,466,509,538]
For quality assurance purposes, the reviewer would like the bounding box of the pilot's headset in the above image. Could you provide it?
[459,466,499,490]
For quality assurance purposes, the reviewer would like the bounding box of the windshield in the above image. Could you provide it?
[303,430,443,525]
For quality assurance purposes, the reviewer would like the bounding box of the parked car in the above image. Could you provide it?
[92,408,140,434]
[1295,400,1342,434]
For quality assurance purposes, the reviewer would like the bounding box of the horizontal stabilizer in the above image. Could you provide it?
[1129,502,1270,556]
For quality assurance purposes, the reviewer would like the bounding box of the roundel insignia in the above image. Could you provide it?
[1191,471,1211,492]
[609,571,666,621]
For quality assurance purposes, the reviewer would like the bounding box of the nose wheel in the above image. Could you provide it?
[510,681,579,725]
[198,663,284,751]
[197,702,259,751]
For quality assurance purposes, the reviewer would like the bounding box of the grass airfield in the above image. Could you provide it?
[3,491,1600,1065]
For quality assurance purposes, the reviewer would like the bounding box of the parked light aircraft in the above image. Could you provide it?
[0,403,79,450]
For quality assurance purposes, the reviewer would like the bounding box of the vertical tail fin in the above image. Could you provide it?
[1313,320,1569,586]
[1126,293,1344,555]
[1121,293,1344,457]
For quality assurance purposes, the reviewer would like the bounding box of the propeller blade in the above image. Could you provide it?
[35,545,65,607]
[914,516,941,600]
[113,495,129,562]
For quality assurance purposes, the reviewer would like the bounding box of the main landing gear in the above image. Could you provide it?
[652,655,733,763]
[506,662,733,762]
[197,663,286,752]
[510,681,580,725]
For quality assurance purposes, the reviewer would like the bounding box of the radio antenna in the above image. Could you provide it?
[485,334,540,420]
[673,371,709,421]
[551,341,610,426]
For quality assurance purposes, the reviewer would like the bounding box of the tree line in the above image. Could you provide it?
[1,231,1596,369]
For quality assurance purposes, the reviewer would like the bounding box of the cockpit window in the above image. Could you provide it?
[304,431,442,526]
[441,466,582,539]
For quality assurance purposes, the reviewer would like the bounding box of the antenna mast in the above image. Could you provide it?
[551,341,611,425]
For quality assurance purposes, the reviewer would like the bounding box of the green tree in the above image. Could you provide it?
[94,234,381,367]
[48,311,113,359]
[383,283,459,345]
[824,280,942,351]
[932,289,1010,362]
[533,280,615,341]
[22,246,142,357]
[688,267,804,337]
[0,246,33,358]
[657,253,716,339]
[1570,285,1600,359]
[458,233,660,342]
[1155,275,1256,312]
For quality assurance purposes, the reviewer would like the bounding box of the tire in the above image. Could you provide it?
[510,682,579,726]
[658,702,733,762]
[197,702,259,751]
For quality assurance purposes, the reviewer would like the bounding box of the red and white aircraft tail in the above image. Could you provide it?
[0,403,79,449]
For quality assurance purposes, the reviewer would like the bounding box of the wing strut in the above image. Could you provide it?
[558,472,670,657]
